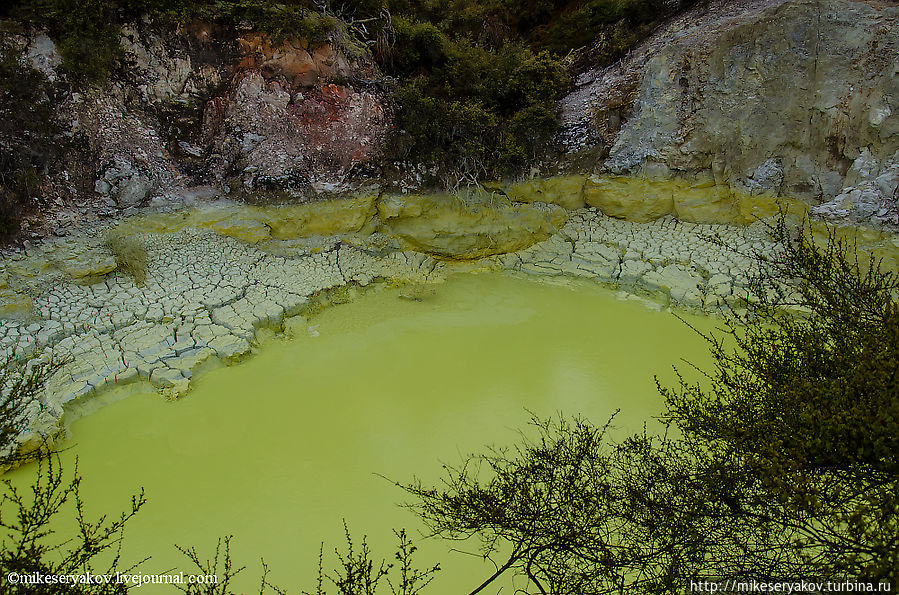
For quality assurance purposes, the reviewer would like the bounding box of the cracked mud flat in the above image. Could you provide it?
[1,198,894,455]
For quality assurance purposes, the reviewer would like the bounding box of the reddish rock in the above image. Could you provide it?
[236,33,351,88]
[202,69,389,193]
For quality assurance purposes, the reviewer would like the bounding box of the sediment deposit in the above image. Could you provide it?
[2,182,850,454]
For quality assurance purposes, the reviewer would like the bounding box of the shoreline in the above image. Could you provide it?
[2,188,897,458]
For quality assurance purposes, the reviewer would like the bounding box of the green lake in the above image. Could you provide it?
[6,272,717,593]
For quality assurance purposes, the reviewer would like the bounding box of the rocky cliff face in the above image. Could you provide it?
[13,0,899,233]
[562,0,899,228]
[20,20,389,227]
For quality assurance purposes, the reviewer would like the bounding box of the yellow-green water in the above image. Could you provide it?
[6,272,717,593]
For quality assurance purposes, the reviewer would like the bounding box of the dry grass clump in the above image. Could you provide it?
[105,232,148,286]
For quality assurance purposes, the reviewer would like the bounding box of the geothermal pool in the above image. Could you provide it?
[7,272,716,593]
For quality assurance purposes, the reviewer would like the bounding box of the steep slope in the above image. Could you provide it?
[8,21,389,233]
[562,0,899,227]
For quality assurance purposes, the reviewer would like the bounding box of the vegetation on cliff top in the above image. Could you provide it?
[383,30,568,183]
[0,0,696,193]
[338,0,698,181]
[2,0,337,85]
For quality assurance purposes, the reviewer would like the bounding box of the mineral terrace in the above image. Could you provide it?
[8,178,897,456]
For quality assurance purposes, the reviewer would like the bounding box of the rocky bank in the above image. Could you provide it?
[3,184,898,457]
[7,0,898,235]
[561,0,899,228]
[12,19,390,233]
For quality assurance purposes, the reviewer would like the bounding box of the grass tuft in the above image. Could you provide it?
[105,232,148,285]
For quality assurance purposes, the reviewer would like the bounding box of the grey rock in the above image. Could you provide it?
[178,141,204,157]
[568,0,899,225]
[117,175,154,207]
[743,158,784,194]
[26,34,61,82]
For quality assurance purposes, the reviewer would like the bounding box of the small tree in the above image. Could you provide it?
[293,524,439,595]
[172,524,439,595]
[400,217,899,593]
[0,352,61,467]
[0,353,147,594]
[0,455,146,594]
[661,218,899,580]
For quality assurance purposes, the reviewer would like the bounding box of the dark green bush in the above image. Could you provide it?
[0,45,62,236]
[362,0,694,180]
[387,17,448,75]
[6,0,122,84]
[542,0,669,55]
[54,0,121,84]
[368,0,688,58]
[386,27,568,180]
[391,81,495,179]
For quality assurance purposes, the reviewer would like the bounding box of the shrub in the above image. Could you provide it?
[0,354,148,594]
[384,17,447,74]
[54,0,121,84]
[6,0,122,85]
[542,0,676,56]
[0,353,63,465]
[386,31,568,181]
[0,44,62,236]
[400,218,899,591]
[369,0,697,181]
